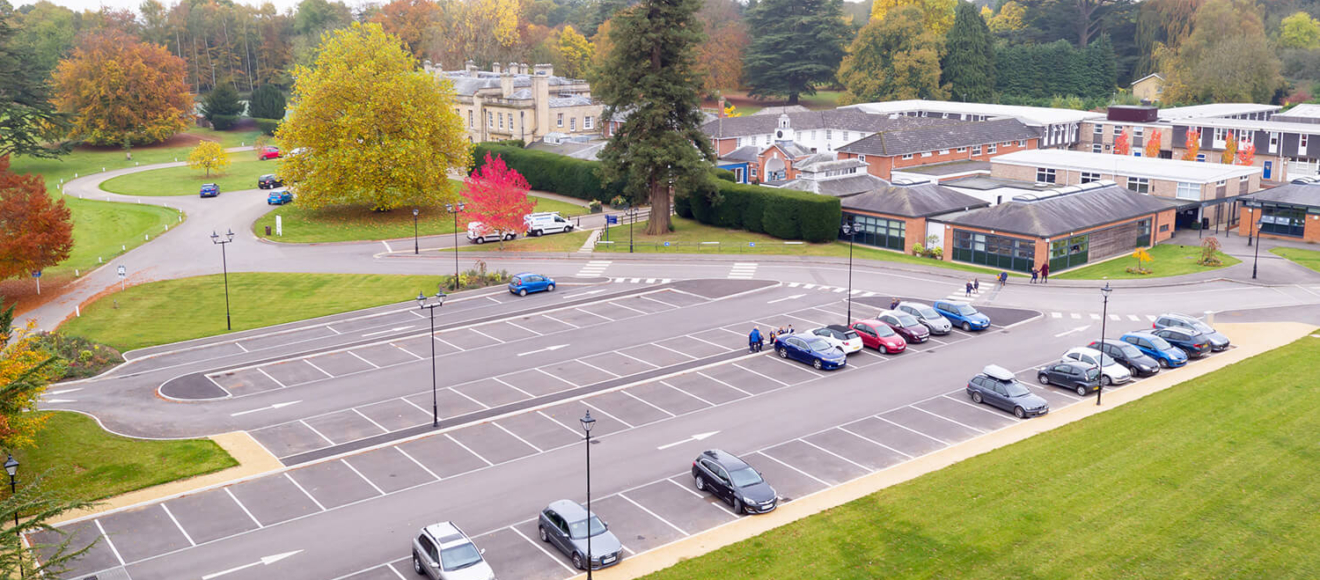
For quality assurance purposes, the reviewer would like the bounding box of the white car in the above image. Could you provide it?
[411,521,496,580]
[809,325,863,354]
[466,221,516,244]
[524,212,574,236]
[1061,347,1132,386]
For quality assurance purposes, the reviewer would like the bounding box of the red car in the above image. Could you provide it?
[876,310,930,344]
[850,319,907,354]
[258,146,281,160]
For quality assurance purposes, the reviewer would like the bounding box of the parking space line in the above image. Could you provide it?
[351,408,391,433]
[159,504,195,546]
[783,314,826,327]
[395,447,442,481]
[94,519,126,566]
[874,416,949,444]
[541,314,580,329]
[770,356,825,378]
[493,421,543,452]
[391,343,426,360]
[284,473,327,511]
[576,358,622,378]
[445,434,495,467]
[486,296,502,305]
[493,376,535,398]
[658,380,715,406]
[509,525,578,574]
[434,336,465,352]
[696,371,753,396]
[942,394,1021,421]
[468,328,507,343]
[685,334,728,350]
[608,301,648,315]
[300,419,337,446]
[1036,385,1082,401]
[348,351,381,369]
[910,405,985,433]
[387,563,409,579]
[574,307,614,322]
[718,327,747,338]
[925,336,949,345]
[225,488,264,528]
[535,367,581,387]
[618,493,689,536]
[666,478,737,517]
[651,343,697,360]
[583,401,634,428]
[798,438,871,472]
[400,396,432,415]
[504,320,544,336]
[304,359,336,378]
[540,410,585,438]
[754,450,831,486]
[342,458,386,496]
[733,363,790,387]
[448,386,492,410]
[621,389,676,417]
[836,426,913,459]
[639,295,680,309]
[235,342,248,352]
[327,326,342,334]
[855,348,888,361]
[614,350,661,368]
[257,367,287,388]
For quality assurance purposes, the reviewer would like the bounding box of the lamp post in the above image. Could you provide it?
[6,454,19,579]
[627,206,637,254]
[1251,207,1262,279]
[1097,283,1112,406]
[580,410,596,579]
[417,290,447,428]
[412,208,420,255]
[210,229,235,330]
[840,219,856,323]
[445,203,464,290]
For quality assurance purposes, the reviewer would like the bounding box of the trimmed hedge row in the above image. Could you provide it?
[254,118,280,136]
[471,143,623,203]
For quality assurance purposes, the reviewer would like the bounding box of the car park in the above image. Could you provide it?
[1061,347,1131,386]
[266,190,293,205]
[774,334,846,370]
[524,212,574,236]
[809,325,863,354]
[875,310,930,344]
[967,364,1049,418]
[1151,327,1211,358]
[1120,332,1188,368]
[199,183,219,198]
[508,273,554,296]
[1037,361,1101,396]
[1153,313,1230,351]
[258,146,281,160]
[467,221,516,244]
[1087,339,1160,377]
[932,300,990,331]
[849,319,907,354]
[258,174,283,189]
[692,449,778,514]
[538,500,622,570]
[411,521,496,580]
[896,301,952,335]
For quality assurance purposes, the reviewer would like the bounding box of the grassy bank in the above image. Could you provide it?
[1053,243,1240,280]
[1271,246,1320,273]
[100,157,274,196]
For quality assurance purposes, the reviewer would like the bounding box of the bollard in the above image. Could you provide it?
[102,167,105,172]
[1205,310,1215,325]
[75,269,79,277]
[145,234,149,241]
[121,244,126,250]
[99,257,103,263]
[75,305,80,317]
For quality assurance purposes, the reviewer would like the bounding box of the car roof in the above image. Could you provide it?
[548,499,590,521]
[1160,313,1199,322]
[897,301,931,308]
[1158,327,1195,338]
[423,521,471,549]
[824,324,851,333]
[202,183,216,187]
[700,449,750,470]
[1058,360,1098,370]
[981,364,1016,382]
[512,272,537,277]
[1065,346,1103,358]
[937,300,968,307]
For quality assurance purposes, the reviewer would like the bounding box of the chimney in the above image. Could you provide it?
[422,59,433,73]
[492,62,501,74]
[508,62,518,76]
[520,63,529,75]
[465,60,476,77]
[501,70,514,98]
[533,63,554,77]
[533,72,550,138]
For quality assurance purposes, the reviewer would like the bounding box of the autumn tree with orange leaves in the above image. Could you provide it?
[1182,128,1201,160]
[1237,142,1256,166]
[0,157,72,282]
[695,0,749,96]
[1114,127,1131,155]
[373,0,437,58]
[1145,129,1162,158]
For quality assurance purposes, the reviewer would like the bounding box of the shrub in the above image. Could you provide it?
[674,194,693,218]
[32,332,124,381]
[912,242,925,256]
[470,143,623,202]
[1198,238,1223,266]
[610,195,628,209]
[254,118,280,135]
[494,139,526,148]
[588,200,602,213]
[211,114,239,130]
[929,246,943,259]
[248,84,287,120]
[713,168,736,182]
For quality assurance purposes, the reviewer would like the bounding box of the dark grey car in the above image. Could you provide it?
[692,449,778,514]
[1154,313,1230,351]
[967,364,1048,418]
[896,301,952,335]
[1088,339,1160,377]
[538,499,622,570]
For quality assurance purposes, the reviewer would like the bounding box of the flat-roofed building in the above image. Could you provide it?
[1239,177,1320,242]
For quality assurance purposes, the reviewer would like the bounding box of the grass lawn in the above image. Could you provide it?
[1053,244,1240,280]
[100,157,274,196]
[1271,246,1320,273]
[253,192,586,243]
[643,335,1320,580]
[16,411,235,502]
[458,228,591,253]
[60,273,458,352]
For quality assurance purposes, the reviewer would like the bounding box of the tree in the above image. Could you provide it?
[1279,11,1320,50]
[52,30,191,147]
[463,152,534,250]
[593,0,713,234]
[589,17,615,73]
[743,0,850,105]
[1131,248,1151,273]
[695,0,750,95]
[187,141,231,178]
[1237,141,1255,166]
[870,0,957,34]
[0,157,72,283]
[0,467,95,577]
[201,81,243,130]
[1114,127,1130,155]
[1145,128,1162,158]
[941,1,994,102]
[0,320,62,449]
[839,6,948,104]
[372,0,436,57]
[0,2,68,159]
[1183,128,1201,160]
[1158,0,1281,104]
[1073,0,1120,47]
[248,84,287,120]
[987,1,1027,32]
[277,23,468,211]
[1220,133,1236,164]
[551,25,593,78]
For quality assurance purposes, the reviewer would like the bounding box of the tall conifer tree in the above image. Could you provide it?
[742,0,849,105]
[942,1,994,103]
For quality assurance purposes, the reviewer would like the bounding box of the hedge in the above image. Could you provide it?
[254,118,280,135]
[470,143,623,203]
[211,114,239,131]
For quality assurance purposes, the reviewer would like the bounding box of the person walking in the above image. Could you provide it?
[973,278,980,293]
[890,297,901,310]
[965,280,973,297]
[1030,267,1039,284]
[1041,262,1050,283]
[749,327,762,353]
[999,271,1008,287]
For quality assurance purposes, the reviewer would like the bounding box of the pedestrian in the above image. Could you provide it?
[787,324,795,335]
[973,278,980,292]
[965,280,973,297]
[999,271,1008,287]
[768,329,777,345]
[1030,267,1039,284]
[1041,262,1050,283]
[778,325,788,336]
[890,297,901,310]
[749,327,762,353]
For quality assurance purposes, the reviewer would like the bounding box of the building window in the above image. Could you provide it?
[1094,124,1103,135]
[1048,234,1090,272]
[469,110,474,128]
[570,117,576,131]
[939,149,950,155]
[843,131,851,141]
[987,143,997,154]
[498,113,504,129]
[902,153,913,160]
[921,151,933,158]
[557,113,564,127]
[1133,126,1144,137]
[952,230,1036,273]
[751,166,758,178]
[1017,140,1027,147]
[1216,179,1226,186]
[487,112,493,129]
[585,116,593,129]
[1270,132,1279,153]
[1302,134,1310,151]
[1127,177,1150,194]
[1197,153,1206,162]
[1092,143,1103,153]
[842,213,907,251]
[811,130,817,139]
[859,154,867,162]
[1239,130,1253,146]
[736,137,743,148]
[1036,167,1056,183]
[1114,125,1123,137]
[1136,219,1152,247]
[973,145,982,155]
[765,135,771,145]
[1259,203,1307,237]
[1176,182,1199,200]
[1080,171,1101,183]
[826,130,832,140]
[957,147,967,153]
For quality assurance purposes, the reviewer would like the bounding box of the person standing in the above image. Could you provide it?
[999,271,1008,287]
[965,280,973,297]
[749,327,762,353]
[890,297,901,310]
[1031,267,1039,284]
[973,278,980,293]
[1041,262,1050,283]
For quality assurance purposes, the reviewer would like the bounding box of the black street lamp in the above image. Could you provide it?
[840,219,856,323]
[6,453,20,579]
[1252,212,1262,280]
[1097,283,1112,406]
[445,203,465,289]
[412,208,420,255]
[417,290,447,428]
[580,410,596,579]
[627,206,638,254]
[210,229,235,330]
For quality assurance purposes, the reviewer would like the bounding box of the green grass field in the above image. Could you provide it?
[16,412,235,502]
[1054,244,1240,280]
[1271,246,1320,273]
[100,157,275,196]
[459,228,591,252]
[642,335,1320,580]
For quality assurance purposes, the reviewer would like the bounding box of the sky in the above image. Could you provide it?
[19,0,310,14]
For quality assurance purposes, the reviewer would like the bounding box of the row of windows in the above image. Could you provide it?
[841,214,906,250]
[1258,204,1309,237]
[736,130,870,148]
[900,141,1024,161]
[461,109,594,133]
[952,230,1036,273]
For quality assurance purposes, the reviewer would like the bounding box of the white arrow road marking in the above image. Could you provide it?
[44,399,76,404]
[657,431,720,451]
[48,388,82,395]
[517,344,569,357]
[767,294,805,304]
[566,289,606,298]
[1054,325,1092,338]
[230,401,302,417]
[202,550,302,580]
[362,326,412,337]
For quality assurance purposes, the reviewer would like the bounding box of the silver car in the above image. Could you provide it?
[411,521,496,580]
[897,301,952,335]
[538,499,623,570]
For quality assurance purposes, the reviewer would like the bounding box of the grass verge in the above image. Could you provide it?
[641,335,1320,580]
[100,157,274,196]
[1271,246,1320,273]
[1053,244,1240,280]
[458,228,591,252]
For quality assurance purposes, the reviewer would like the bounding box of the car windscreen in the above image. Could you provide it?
[873,324,896,337]
[842,330,860,340]
[1189,321,1214,333]
[893,313,919,327]
[1146,335,1173,350]
[956,305,978,316]
[569,516,607,539]
[440,543,483,571]
[1085,368,1100,381]
[1003,381,1031,397]
[807,338,834,352]
[917,306,940,319]
[729,466,763,487]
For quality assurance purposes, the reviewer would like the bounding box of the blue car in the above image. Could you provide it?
[199,183,219,198]
[267,190,293,205]
[932,300,990,331]
[774,334,846,370]
[1120,332,1188,368]
[509,272,555,296]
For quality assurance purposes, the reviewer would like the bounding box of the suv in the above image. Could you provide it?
[1152,327,1211,358]
[692,449,778,514]
[524,212,574,236]
[1087,339,1160,377]
[467,221,516,244]
[932,300,990,331]
[1037,360,1101,396]
[967,364,1049,418]
[1061,346,1131,386]
[258,174,283,189]
[896,301,951,335]
[199,183,219,198]
[1153,313,1229,351]
[411,521,496,580]
[538,500,622,570]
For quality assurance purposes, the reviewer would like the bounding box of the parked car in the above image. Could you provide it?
[508,273,555,296]
[849,319,907,354]
[774,334,846,370]
[1151,327,1212,358]
[1087,339,1160,377]
[467,221,516,244]
[266,190,293,205]
[1120,332,1188,368]
[258,145,281,160]
[967,364,1049,418]
[538,500,622,570]
[258,174,283,189]
[411,521,496,580]
[896,301,952,335]
[932,300,990,331]
[1061,347,1131,386]
[875,310,930,344]
[524,212,574,236]
[199,183,219,198]
[809,325,863,354]
[1153,313,1230,351]
[1037,360,1101,396]
[692,449,778,514]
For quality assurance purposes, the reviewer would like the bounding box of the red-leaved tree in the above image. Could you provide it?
[1182,128,1202,160]
[1145,129,1162,158]
[1114,128,1131,155]
[1237,142,1256,166]
[464,152,534,250]
[0,156,73,281]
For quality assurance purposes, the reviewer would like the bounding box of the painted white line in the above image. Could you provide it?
[576,358,623,378]
[486,296,503,304]
[942,394,1020,421]
[492,376,535,398]
[95,519,126,566]
[387,563,409,579]
[492,421,544,453]
[631,278,641,283]
[347,351,381,369]
[351,408,391,433]
[434,337,465,352]
[651,342,698,360]
[504,320,544,336]
[770,356,825,378]
[640,294,681,309]
[621,389,677,417]
[391,343,426,360]
[540,314,580,329]
[836,426,913,459]
[400,396,432,416]
[326,326,342,334]
[696,371,753,396]
[658,380,715,407]
[873,415,949,444]
[608,300,648,315]
[381,240,392,252]
[583,400,634,428]
[1089,313,1101,320]
[303,359,336,378]
[535,367,581,388]
[910,405,986,433]
[574,307,614,322]
[284,473,327,511]
[1127,314,1141,321]
[1070,313,1082,319]
[619,493,689,536]
[235,342,249,353]
[509,525,578,574]
[225,488,263,528]
[733,362,791,387]
[798,437,870,472]
[256,367,287,388]
[300,419,337,446]
[468,327,507,344]
[755,450,831,486]
[788,282,800,288]
[395,446,442,481]
[614,350,662,368]
[685,334,728,350]
[448,386,492,410]
[363,326,413,337]
[1109,314,1121,321]
[666,478,737,517]
[1051,312,1062,318]
[1145,315,1157,322]
[446,433,495,467]
[342,458,386,495]
[539,410,585,438]
[160,503,196,546]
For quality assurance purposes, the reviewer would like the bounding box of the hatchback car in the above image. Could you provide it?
[967,364,1049,418]
[876,310,930,344]
[933,300,990,331]
[1088,339,1160,377]
[809,325,863,354]
[1153,313,1230,351]
[538,500,622,570]
[1061,347,1131,386]
[1120,332,1188,368]
[508,273,554,296]
[412,521,496,580]
[896,301,952,335]
[774,334,846,370]
[258,145,281,160]
[199,183,219,198]
[267,190,293,205]
[258,174,283,189]
[850,319,907,354]
[1037,360,1101,396]
[1152,327,1211,358]
[692,449,778,514]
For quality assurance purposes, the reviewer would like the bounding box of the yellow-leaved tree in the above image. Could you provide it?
[552,25,594,79]
[276,23,469,210]
[187,141,231,178]
[870,0,956,34]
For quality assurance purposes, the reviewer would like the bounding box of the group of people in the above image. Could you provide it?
[748,324,795,353]
[1030,262,1051,284]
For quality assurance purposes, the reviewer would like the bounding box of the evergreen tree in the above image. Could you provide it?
[838,6,948,103]
[0,3,68,159]
[743,0,850,105]
[941,1,994,103]
[248,84,287,120]
[1085,33,1117,99]
[200,81,243,129]
[592,0,712,235]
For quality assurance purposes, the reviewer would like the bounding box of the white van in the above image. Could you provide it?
[466,221,515,244]
[523,212,574,236]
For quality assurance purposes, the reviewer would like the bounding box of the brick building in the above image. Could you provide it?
[1238,177,1320,243]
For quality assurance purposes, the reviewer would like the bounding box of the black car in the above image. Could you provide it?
[1152,327,1211,358]
[1037,361,1101,396]
[258,173,283,189]
[1088,339,1161,377]
[1153,314,1230,351]
[692,449,777,515]
[967,364,1049,418]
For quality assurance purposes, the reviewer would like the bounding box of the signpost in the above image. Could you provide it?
[117,265,127,292]
[276,215,283,237]
[605,214,617,242]
[31,271,40,295]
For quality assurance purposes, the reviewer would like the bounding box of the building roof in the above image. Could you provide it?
[780,173,890,197]
[992,149,1261,183]
[1277,103,1320,120]
[751,105,811,116]
[440,71,584,97]
[1244,178,1320,208]
[1130,73,1164,86]
[700,110,951,139]
[1177,115,1320,135]
[549,96,595,108]
[934,182,1179,237]
[837,118,1038,157]
[841,183,991,218]
[719,145,759,163]
[528,138,607,160]
[840,99,1102,126]
[1157,103,1280,122]
[899,160,992,176]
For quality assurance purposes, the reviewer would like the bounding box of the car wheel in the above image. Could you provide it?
[813,358,823,370]
[1076,385,1089,396]
[565,225,574,232]
[519,289,527,297]
[533,229,542,237]
[733,498,744,514]
[413,553,424,575]
[474,237,484,244]
[1014,406,1026,419]
[971,392,983,404]
[1101,375,1112,387]
[778,347,788,358]
[695,475,705,491]
[573,552,585,570]
[878,344,887,354]
[547,284,555,292]
[1038,373,1049,385]
[539,526,549,542]
[506,233,516,241]
[1159,358,1169,368]
[962,321,971,331]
